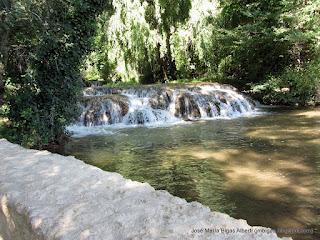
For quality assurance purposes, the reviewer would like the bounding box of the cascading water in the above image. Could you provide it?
[68,83,256,136]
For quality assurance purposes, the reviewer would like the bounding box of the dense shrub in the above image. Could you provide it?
[3,0,111,147]
[251,60,320,106]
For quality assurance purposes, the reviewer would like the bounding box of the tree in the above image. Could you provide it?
[250,0,320,105]
[0,0,12,105]
[208,0,290,87]
[84,0,215,83]
[4,0,112,147]
[145,0,192,80]
[210,0,318,89]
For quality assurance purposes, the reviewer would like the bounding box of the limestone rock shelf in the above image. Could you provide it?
[0,139,290,240]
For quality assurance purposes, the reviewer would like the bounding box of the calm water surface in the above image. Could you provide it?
[63,108,320,240]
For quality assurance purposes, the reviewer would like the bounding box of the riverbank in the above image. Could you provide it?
[0,139,289,240]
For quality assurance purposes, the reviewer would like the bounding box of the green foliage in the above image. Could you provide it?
[81,10,117,83]
[3,0,111,147]
[0,118,11,140]
[204,0,317,88]
[83,0,205,83]
[1,0,319,148]
[83,0,319,95]
[158,0,191,33]
[245,0,320,106]
[82,0,158,83]
[252,60,320,106]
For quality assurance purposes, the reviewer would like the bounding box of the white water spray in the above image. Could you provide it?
[68,84,256,136]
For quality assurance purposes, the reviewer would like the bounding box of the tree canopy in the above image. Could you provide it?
[1,0,112,146]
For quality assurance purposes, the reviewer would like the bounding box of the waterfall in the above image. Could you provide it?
[70,83,256,133]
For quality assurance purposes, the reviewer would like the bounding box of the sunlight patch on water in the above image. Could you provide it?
[64,109,320,239]
[295,110,320,118]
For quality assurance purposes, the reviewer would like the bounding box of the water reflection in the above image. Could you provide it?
[64,108,320,240]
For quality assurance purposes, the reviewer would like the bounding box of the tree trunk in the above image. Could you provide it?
[156,42,167,82]
[165,32,177,80]
[0,30,9,106]
[0,70,5,106]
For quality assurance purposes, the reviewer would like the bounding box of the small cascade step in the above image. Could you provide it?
[77,83,256,127]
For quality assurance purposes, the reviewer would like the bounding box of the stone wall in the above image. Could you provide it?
[0,139,289,240]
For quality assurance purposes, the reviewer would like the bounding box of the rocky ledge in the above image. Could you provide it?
[78,83,256,127]
[0,139,290,240]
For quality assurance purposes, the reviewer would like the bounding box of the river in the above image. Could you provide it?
[63,107,320,240]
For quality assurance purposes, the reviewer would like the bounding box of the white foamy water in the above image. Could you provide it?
[68,84,258,136]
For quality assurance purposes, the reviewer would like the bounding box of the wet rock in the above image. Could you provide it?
[204,105,213,117]
[230,101,242,113]
[193,94,221,118]
[83,102,105,127]
[175,93,201,119]
[79,82,256,126]
[192,95,216,117]
[149,89,173,110]
[216,92,228,104]
[126,110,146,125]
[83,87,121,96]
[82,95,129,126]
[242,95,256,109]
[201,102,221,117]
[214,102,221,115]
